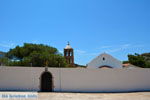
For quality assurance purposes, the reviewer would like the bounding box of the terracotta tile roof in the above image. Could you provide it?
[122,63,140,68]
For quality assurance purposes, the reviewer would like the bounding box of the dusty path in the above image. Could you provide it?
[0,92,150,100]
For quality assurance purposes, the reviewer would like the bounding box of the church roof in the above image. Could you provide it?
[122,63,140,68]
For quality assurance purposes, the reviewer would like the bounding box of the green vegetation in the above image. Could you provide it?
[0,51,6,57]
[1,43,149,68]
[0,43,67,67]
[125,53,150,68]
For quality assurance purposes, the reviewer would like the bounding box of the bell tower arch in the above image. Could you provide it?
[64,42,74,66]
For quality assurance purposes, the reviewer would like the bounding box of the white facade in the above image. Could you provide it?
[0,66,150,92]
[87,53,122,68]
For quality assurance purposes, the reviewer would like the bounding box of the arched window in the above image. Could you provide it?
[66,52,68,56]
[99,65,112,68]
[103,57,105,60]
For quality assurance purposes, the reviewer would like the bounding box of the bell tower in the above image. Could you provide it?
[64,42,74,66]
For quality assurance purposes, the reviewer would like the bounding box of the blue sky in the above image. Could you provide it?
[0,0,150,65]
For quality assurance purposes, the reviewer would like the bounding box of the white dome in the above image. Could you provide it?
[65,42,72,49]
[65,45,72,49]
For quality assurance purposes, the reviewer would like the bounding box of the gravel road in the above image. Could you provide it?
[0,92,150,100]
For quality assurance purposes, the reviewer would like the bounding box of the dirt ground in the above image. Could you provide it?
[0,92,150,100]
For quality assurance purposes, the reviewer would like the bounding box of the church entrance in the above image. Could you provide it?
[40,71,53,92]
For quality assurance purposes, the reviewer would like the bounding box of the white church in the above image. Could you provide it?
[64,42,135,69]
[87,53,122,68]
[0,43,150,92]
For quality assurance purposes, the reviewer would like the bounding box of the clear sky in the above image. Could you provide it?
[0,0,150,65]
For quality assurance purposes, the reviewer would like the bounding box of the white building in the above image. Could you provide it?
[87,53,122,68]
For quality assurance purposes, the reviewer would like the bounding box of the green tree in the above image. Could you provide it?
[6,43,67,67]
[128,53,150,68]
[0,57,9,66]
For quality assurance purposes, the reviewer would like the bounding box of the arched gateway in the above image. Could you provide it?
[40,71,53,92]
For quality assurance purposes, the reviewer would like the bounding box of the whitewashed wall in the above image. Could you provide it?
[0,66,150,92]
[0,67,61,91]
[60,68,150,92]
